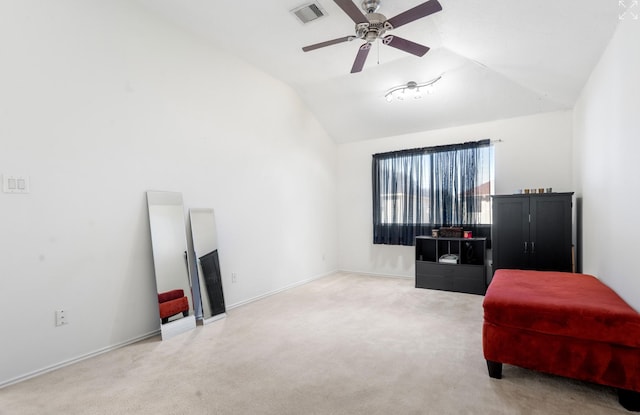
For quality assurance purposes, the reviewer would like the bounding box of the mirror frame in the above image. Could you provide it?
[146,191,196,339]
[189,208,226,324]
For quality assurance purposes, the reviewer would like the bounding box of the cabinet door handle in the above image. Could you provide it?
[524,241,528,253]
[531,241,535,254]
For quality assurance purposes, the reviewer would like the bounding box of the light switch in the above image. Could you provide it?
[3,174,30,193]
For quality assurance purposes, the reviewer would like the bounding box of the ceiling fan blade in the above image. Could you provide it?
[386,0,442,29]
[382,35,430,57]
[334,0,368,24]
[302,36,355,52]
[351,43,372,73]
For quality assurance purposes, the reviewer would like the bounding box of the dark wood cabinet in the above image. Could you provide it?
[491,192,573,274]
[415,237,487,295]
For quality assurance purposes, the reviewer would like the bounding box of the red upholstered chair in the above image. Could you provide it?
[158,289,190,324]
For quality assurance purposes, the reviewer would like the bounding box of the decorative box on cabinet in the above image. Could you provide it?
[491,192,573,274]
[415,236,487,295]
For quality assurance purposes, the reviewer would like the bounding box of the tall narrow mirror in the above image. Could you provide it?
[189,208,226,323]
[146,191,196,340]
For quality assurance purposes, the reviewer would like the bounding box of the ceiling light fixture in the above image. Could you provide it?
[384,76,442,102]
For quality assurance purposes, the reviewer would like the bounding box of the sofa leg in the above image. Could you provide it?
[618,389,640,412]
[486,360,502,379]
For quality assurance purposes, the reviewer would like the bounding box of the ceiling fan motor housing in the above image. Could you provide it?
[355,12,391,41]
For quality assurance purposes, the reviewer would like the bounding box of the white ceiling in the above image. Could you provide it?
[135,0,619,143]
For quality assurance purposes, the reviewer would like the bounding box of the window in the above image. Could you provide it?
[372,140,494,246]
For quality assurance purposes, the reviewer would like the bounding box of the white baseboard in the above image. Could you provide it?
[200,313,226,325]
[226,270,337,310]
[338,269,414,280]
[0,329,160,389]
[2,269,339,389]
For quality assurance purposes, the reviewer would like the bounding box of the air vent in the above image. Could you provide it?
[291,2,326,24]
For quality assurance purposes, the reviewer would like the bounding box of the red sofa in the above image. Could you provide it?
[483,269,640,411]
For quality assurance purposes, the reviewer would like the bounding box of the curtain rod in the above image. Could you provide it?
[373,139,491,158]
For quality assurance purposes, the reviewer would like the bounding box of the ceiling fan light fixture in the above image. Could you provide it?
[384,76,441,102]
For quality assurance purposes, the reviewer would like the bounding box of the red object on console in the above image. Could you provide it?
[158,289,189,324]
[483,269,640,411]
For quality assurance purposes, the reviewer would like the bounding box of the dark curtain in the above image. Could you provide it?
[372,140,492,246]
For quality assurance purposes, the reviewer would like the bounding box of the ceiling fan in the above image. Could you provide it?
[302,0,443,73]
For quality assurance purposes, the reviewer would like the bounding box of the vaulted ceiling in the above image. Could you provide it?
[135,0,620,143]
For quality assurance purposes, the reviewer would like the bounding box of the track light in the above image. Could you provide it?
[384,76,441,102]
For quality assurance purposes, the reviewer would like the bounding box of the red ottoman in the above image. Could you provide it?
[483,269,640,411]
[158,289,190,324]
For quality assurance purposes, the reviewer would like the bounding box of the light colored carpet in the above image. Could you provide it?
[0,272,629,414]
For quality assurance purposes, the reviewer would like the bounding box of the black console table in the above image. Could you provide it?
[415,236,487,295]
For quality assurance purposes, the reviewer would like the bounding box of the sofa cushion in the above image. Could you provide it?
[484,270,640,348]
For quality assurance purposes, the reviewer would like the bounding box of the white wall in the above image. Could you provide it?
[573,19,640,310]
[0,0,338,386]
[337,111,573,277]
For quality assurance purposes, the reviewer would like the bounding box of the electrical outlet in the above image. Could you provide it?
[55,309,67,326]
[231,272,237,283]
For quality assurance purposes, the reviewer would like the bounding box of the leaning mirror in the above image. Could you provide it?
[146,191,196,340]
[189,208,226,323]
